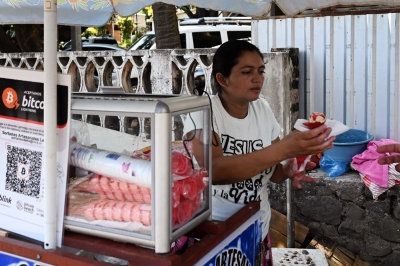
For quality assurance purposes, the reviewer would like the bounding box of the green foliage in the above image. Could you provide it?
[117,17,134,48]
[141,6,153,17]
[82,27,98,38]
[97,25,108,36]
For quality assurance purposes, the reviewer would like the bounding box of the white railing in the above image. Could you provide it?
[253,13,400,141]
[0,49,215,95]
[0,49,296,136]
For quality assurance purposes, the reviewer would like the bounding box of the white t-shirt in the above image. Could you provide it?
[184,94,281,239]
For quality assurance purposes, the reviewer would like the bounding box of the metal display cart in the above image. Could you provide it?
[0,92,264,266]
[0,202,261,265]
[66,93,212,254]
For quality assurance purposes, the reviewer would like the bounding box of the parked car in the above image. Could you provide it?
[60,36,119,51]
[61,44,126,88]
[61,43,125,52]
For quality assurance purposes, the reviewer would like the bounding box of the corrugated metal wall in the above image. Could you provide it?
[252,13,400,141]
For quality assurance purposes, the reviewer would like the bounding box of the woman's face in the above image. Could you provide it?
[218,51,265,103]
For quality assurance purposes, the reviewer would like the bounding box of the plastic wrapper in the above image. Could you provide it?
[66,191,152,235]
[132,141,195,180]
[66,172,207,231]
[319,155,350,178]
[68,197,152,225]
[66,141,208,233]
[69,141,153,187]
[69,170,207,208]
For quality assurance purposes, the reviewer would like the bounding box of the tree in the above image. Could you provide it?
[152,4,220,50]
[14,24,43,52]
[118,17,134,48]
[152,3,181,49]
[0,24,45,52]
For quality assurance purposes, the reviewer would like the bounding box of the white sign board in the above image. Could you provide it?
[0,67,71,247]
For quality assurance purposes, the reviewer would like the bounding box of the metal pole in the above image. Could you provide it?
[286,179,295,248]
[44,0,58,250]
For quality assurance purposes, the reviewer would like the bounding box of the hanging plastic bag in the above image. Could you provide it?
[319,155,350,178]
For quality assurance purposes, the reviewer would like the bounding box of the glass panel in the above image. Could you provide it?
[129,34,156,50]
[179,34,186,49]
[86,115,101,126]
[192,32,222,48]
[171,109,210,231]
[72,114,82,121]
[104,115,120,131]
[173,115,184,141]
[67,112,154,238]
[125,116,140,136]
[227,30,252,41]
[67,95,211,250]
[143,117,151,139]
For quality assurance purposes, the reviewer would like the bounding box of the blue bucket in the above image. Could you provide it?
[323,129,374,163]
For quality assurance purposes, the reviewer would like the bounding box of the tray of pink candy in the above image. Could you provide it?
[66,143,208,234]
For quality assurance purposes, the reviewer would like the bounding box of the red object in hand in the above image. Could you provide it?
[303,112,326,129]
[295,155,309,170]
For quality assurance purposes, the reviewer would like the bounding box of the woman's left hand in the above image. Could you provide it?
[282,158,318,189]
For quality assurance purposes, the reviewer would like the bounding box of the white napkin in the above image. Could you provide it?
[281,119,350,173]
[294,119,350,138]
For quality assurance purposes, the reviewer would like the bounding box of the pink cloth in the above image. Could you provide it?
[351,139,398,187]
[361,164,400,199]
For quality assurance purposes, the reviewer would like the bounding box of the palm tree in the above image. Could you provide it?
[152,3,181,49]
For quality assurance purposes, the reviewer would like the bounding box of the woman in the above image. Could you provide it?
[184,40,335,264]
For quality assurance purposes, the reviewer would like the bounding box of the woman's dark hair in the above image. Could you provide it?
[212,40,264,93]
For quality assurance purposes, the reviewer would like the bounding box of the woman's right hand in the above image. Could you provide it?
[280,125,335,158]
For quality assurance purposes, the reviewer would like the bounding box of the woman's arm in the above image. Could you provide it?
[189,124,335,185]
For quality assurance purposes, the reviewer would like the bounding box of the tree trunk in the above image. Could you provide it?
[152,3,181,49]
[14,24,44,52]
[152,3,182,94]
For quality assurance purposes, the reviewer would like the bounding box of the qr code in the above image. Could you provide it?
[5,145,42,199]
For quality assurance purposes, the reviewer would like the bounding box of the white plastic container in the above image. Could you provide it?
[65,93,212,254]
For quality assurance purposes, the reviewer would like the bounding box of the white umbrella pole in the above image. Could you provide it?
[43,0,58,250]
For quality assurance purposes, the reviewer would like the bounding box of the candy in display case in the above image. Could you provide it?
[65,93,212,254]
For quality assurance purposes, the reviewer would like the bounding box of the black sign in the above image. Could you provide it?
[0,78,69,127]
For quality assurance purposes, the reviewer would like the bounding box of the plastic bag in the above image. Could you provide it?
[319,155,350,178]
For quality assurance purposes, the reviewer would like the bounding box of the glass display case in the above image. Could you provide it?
[65,93,212,254]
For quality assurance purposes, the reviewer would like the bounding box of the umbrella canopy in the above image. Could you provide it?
[1,0,271,26]
[2,0,400,27]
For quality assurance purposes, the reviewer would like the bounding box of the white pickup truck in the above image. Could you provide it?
[126,17,251,90]
[130,17,251,51]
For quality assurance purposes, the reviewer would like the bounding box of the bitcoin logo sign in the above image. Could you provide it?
[2,87,20,109]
